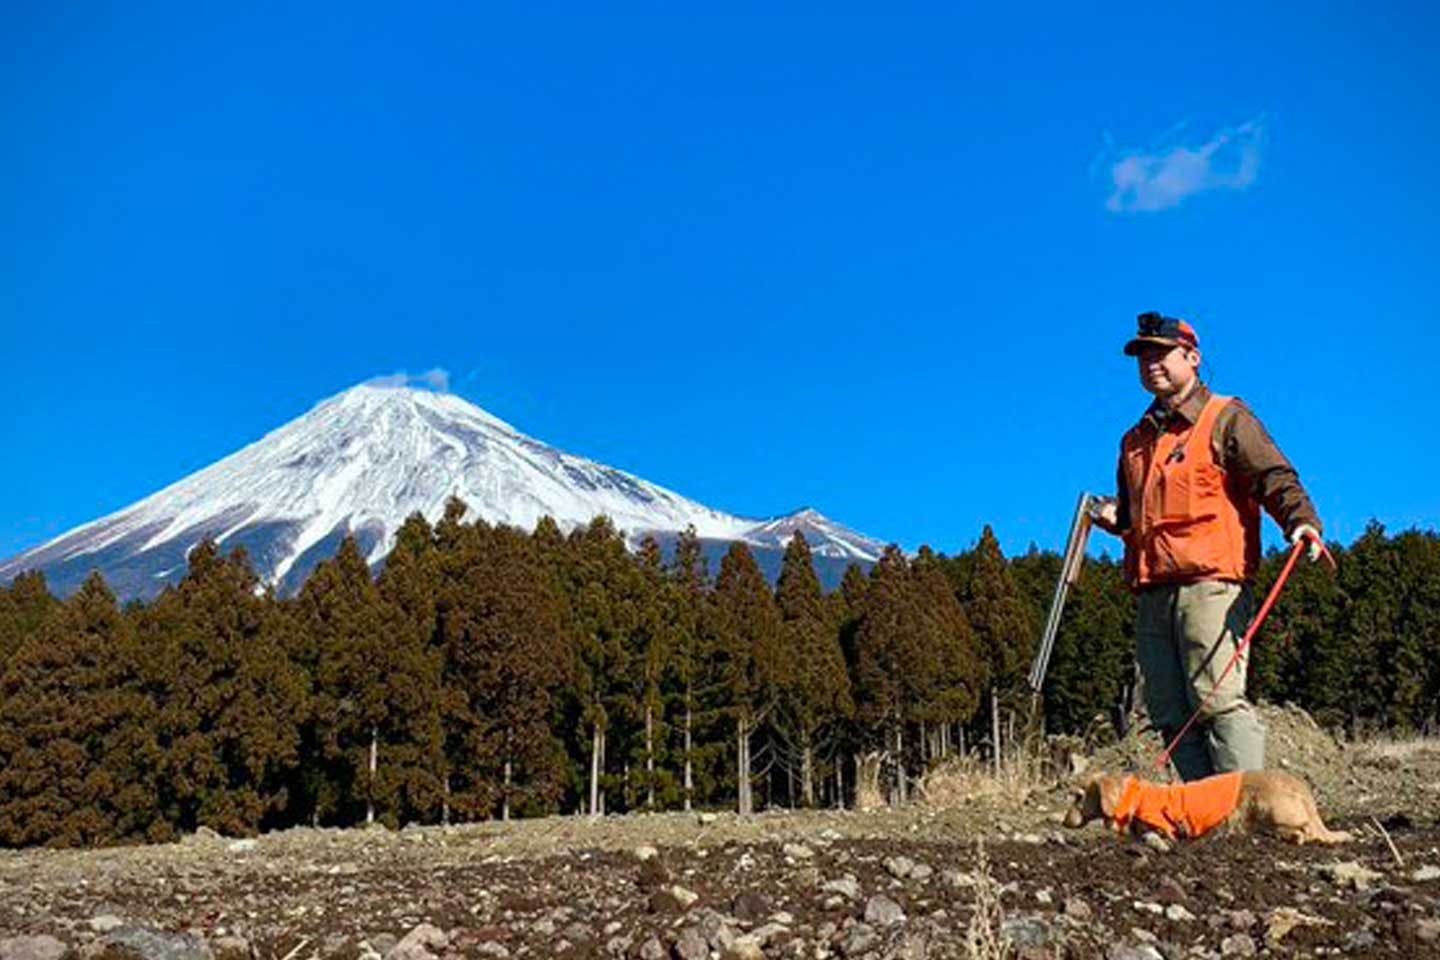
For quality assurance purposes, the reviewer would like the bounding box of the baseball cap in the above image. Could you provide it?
[1124,311,1200,356]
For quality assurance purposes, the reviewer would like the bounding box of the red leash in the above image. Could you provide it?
[1153,532,1335,772]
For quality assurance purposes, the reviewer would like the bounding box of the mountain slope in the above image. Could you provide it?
[2,384,884,599]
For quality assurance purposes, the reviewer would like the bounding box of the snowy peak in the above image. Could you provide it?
[1,383,885,599]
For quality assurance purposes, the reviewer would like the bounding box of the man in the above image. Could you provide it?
[1092,312,1323,781]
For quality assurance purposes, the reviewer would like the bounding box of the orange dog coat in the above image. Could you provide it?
[1110,772,1244,839]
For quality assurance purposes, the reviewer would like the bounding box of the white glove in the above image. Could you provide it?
[1289,523,1323,562]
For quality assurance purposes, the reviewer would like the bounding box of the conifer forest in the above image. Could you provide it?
[0,499,1436,849]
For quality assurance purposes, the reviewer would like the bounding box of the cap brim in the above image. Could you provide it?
[1123,336,1183,356]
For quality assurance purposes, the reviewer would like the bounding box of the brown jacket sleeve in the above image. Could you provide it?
[1212,400,1322,538]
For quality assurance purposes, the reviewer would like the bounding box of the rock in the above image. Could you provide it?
[1264,907,1333,945]
[863,894,906,926]
[0,936,68,960]
[768,912,793,926]
[89,916,126,934]
[1318,860,1382,890]
[1104,945,1163,960]
[226,838,259,854]
[942,869,977,888]
[1415,919,1440,943]
[370,935,398,957]
[1140,832,1171,854]
[1013,832,1045,845]
[1001,915,1052,948]
[102,928,213,960]
[731,892,772,920]
[474,944,509,959]
[209,937,250,960]
[884,855,915,879]
[1342,930,1377,952]
[387,924,449,960]
[1132,901,1164,916]
[1218,935,1255,958]
[672,926,709,960]
[908,862,934,882]
[781,843,813,860]
[1410,864,1440,882]
[1062,897,1092,921]
[837,924,878,957]
[1034,888,1052,906]
[697,812,718,826]
[1163,904,1195,923]
[636,937,665,960]
[1155,877,1187,904]
[821,876,861,900]
[669,885,700,909]
[722,937,764,960]
[634,845,659,862]
[1223,909,1256,931]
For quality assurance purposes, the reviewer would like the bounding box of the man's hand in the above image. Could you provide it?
[1289,523,1323,562]
[1089,495,1121,534]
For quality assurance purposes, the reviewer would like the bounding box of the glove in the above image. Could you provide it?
[1289,523,1323,562]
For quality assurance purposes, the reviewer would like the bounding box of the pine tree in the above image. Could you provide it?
[0,574,157,846]
[134,541,308,835]
[959,526,1036,763]
[666,526,711,811]
[631,536,674,809]
[710,542,786,814]
[911,546,984,758]
[0,571,57,671]
[775,533,852,807]
[375,513,447,824]
[293,536,392,825]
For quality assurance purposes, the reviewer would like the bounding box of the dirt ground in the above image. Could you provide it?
[3,706,1439,960]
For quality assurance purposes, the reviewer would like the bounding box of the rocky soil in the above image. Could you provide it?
[3,707,1439,960]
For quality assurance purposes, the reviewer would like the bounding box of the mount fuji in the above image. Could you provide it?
[1,383,886,600]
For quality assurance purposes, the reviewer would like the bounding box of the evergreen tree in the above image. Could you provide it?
[775,533,852,807]
[0,574,157,846]
[710,542,786,814]
[631,536,674,809]
[666,526,712,810]
[134,541,307,835]
[911,546,985,756]
[375,513,447,824]
[293,536,392,825]
[0,571,57,671]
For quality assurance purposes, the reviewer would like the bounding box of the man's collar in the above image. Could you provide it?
[1146,382,1210,428]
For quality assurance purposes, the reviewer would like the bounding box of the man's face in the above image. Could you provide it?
[1135,342,1200,398]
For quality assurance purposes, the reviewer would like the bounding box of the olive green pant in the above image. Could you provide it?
[1136,581,1265,781]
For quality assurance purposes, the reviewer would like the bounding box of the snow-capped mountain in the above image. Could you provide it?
[1,383,885,600]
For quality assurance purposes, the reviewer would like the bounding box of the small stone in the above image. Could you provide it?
[1034,888,1052,906]
[102,928,213,960]
[669,885,700,909]
[387,924,449,960]
[863,894,906,927]
[731,892,771,920]
[1342,930,1377,952]
[697,812,718,825]
[1319,860,1382,891]
[782,843,813,860]
[1415,919,1440,943]
[722,937,764,960]
[1141,832,1171,853]
[88,917,125,934]
[210,937,250,960]
[1164,904,1195,922]
[1001,915,1052,948]
[1410,864,1440,882]
[1132,901,1164,916]
[838,924,878,957]
[768,912,793,926]
[1224,909,1256,931]
[884,855,915,879]
[637,937,665,960]
[672,927,709,960]
[1013,832,1045,845]
[908,862,934,882]
[1104,945,1163,960]
[227,839,259,854]
[474,944,508,959]
[1062,897,1092,921]
[634,845,659,862]
[821,876,861,899]
[1219,933,1256,957]
[0,936,68,960]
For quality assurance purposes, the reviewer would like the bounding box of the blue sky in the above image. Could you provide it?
[4,4,1438,563]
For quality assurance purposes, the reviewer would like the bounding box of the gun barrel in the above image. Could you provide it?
[1027,492,1096,693]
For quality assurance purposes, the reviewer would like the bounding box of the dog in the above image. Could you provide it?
[1064,770,1352,844]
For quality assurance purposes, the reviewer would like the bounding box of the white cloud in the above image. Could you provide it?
[365,368,452,391]
[1102,118,1265,213]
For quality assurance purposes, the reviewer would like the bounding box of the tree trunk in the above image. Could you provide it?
[589,722,602,818]
[502,755,512,822]
[893,720,907,805]
[737,714,752,815]
[800,730,815,808]
[835,759,844,809]
[442,775,451,827]
[645,701,656,810]
[683,695,694,812]
[366,725,378,826]
[991,689,1002,777]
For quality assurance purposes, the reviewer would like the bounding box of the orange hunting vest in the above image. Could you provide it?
[1111,773,1244,839]
[1121,393,1260,588]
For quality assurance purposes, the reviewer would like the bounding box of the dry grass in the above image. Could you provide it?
[962,839,1013,960]
[1350,734,1440,762]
